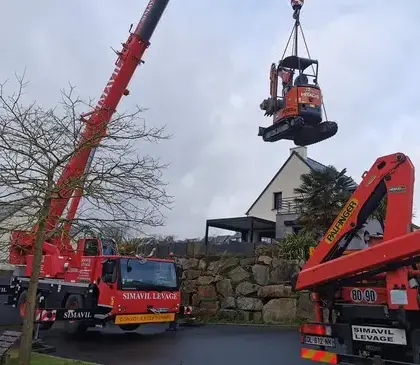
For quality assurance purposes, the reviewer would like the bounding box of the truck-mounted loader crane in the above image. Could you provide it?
[295,152,420,364]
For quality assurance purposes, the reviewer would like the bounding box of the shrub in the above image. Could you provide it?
[277,230,317,261]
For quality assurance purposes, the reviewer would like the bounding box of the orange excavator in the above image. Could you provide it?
[258,0,338,146]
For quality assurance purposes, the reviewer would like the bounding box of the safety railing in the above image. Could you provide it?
[276,196,302,215]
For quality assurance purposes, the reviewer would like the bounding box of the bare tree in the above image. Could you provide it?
[0,75,172,365]
[98,223,127,243]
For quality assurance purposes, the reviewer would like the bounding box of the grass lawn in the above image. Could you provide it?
[8,351,98,365]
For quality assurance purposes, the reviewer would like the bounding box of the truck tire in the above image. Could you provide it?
[17,290,28,323]
[118,324,139,331]
[63,294,88,335]
[17,290,54,330]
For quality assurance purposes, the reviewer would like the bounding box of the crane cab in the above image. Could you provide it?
[259,55,337,146]
[77,237,118,257]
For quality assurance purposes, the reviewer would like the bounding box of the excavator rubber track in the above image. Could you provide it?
[258,118,338,146]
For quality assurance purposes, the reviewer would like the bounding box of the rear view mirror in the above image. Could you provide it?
[176,265,183,279]
[102,260,115,277]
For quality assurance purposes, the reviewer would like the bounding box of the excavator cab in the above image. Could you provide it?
[262,56,321,123]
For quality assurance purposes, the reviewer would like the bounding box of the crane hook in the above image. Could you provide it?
[291,0,304,19]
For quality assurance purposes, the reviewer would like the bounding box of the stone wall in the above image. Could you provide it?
[178,255,314,324]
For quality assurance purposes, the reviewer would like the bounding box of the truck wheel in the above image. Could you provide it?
[63,294,88,335]
[17,291,53,330]
[118,324,139,331]
[17,290,29,324]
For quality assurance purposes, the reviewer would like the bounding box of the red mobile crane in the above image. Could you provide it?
[0,0,192,334]
[295,152,420,364]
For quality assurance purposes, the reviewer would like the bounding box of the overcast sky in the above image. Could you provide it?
[1,0,419,239]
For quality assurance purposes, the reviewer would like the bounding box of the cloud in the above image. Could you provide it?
[1,0,419,239]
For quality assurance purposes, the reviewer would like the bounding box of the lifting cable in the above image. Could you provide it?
[279,4,329,121]
[280,25,296,64]
[299,23,329,121]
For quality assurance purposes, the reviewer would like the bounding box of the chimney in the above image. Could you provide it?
[290,146,307,160]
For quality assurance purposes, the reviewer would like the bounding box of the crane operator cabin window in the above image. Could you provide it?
[84,239,99,256]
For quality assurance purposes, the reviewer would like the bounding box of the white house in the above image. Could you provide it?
[245,146,330,239]
[0,197,38,270]
[205,146,385,248]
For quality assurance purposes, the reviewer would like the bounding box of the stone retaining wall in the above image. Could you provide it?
[178,255,315,324]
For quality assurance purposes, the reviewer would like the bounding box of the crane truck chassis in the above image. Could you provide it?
[295,152,420,364]
[0,255,193,333]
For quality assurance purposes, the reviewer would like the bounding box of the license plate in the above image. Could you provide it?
[115,313,175,325]
[303,335,336,347]
[352,325,407,345]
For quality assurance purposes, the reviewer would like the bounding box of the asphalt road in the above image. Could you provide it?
[0,271,306,365]
[40,324,306,365]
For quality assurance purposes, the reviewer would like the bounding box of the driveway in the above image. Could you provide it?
[0,271,307,365]
[41,323,305,365]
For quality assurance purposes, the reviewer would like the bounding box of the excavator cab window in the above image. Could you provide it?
[84,239,100,256]
[176,264,183,280]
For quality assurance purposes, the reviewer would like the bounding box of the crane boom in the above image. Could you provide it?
[43,0,170,242]
[296,152,415,291]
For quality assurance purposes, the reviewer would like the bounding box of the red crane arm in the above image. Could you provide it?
[296,152,416,291]
[41,0,170,239]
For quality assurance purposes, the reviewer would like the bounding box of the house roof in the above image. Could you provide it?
[305,157,328,172]
[245,151,327,215]
[206,216,275,233]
